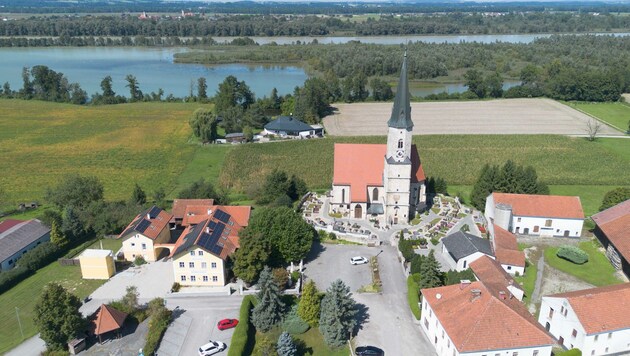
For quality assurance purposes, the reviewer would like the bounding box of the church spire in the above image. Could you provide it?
[387,51,413,130]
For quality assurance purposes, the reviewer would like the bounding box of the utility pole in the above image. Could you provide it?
[16,307,24,340]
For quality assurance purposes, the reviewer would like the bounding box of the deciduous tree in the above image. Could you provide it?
[600,187,630,211]
[233,230,271,284]
[34,283,85,351]
[45,174,104,209]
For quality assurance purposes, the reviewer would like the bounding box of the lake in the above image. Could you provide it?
[0,47,308,98]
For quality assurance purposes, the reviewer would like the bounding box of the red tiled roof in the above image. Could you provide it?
[492,224,526,267]
[333,143,425,202]
[118,207,173,240]
[93,304,127,335]
[470,256,523,293]
[549,283,630,334]
[182,205,214,226]
[422,281,552,353]
[0,219,23,233]
[492,193,584,219]
[592,199,630,263]
[171,199,214,221]
[220,206,252,228]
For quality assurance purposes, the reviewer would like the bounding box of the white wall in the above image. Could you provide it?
[456,252,490,271]
[511,216,583,238]
[485,195,496,226]
[121,234,155,261]
[330,184,351,207]
[422,297,551,356]
[501,263,525,277]
[539,297,630,355]
[0,232,50,271]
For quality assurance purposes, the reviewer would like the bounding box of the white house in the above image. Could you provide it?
[263,116,323,138]
[329,53,426,225]
[539,283,630,355]
[441,231,494,271]
[485,193,584,238]
[421,280,554,356]
[489,223,526,275]
[118,206,173,262]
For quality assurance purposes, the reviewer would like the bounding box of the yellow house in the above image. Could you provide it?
[118,206,174,262]
[170,205,251,287]
[79,249,116,279]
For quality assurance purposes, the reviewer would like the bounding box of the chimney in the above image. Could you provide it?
[205,226,210,234]
[470,288,482,302]
[207,209,212,216]
[146,213,151,220]
[499,291,507,300]
[460,279,472,289]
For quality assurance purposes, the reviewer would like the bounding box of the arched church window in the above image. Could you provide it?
[341,189,345,204]
[372,188,378,201]
[398,139,403,149]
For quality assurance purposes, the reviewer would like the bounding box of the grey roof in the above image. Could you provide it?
[367,203,384,215]
[225,132,244,138]
[442,231,493,262]
[265,116,314,133]
[387,52,414,130]
[0,219,51,262]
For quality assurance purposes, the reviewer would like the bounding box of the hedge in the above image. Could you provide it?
[0,265,32,294]
[228,295,258,356]
[555,349,582,356]
[0,242,64,294]
[407,275,421,320]
[143,305,172,356]
[557,246,589,265]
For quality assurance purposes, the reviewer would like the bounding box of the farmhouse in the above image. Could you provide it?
[117,206,173,262]
[489,224,526,275]
[421,279,554,356]
[329,54,426,225]
[538,283,630,355]
[441,231,493,271]
[485,193,584,238]
[263,116,324,138]
[0,219,51,271]
[591,199,630,278]
[170,203,251,286]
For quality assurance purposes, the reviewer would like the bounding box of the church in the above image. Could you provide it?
[330,54,427,225]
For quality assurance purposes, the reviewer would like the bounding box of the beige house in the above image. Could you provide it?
[170,204,251,286]
[118,206,173,262]
[79,249,116,280]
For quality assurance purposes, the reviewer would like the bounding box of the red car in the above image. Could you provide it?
[217,318,239,330]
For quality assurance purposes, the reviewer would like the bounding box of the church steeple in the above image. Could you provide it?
[387,51,413,131]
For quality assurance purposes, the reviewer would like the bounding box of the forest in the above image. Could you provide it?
[2,12,630,40]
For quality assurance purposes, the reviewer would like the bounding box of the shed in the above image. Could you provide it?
[79,249,116,279]
[93,304,128,343]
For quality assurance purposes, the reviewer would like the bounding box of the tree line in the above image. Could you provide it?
[2,12,630,40]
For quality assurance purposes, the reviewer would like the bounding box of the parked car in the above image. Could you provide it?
[198,341,227,356]
[355,345,384,356]
[217,318,239,330]
[350,256,369,265]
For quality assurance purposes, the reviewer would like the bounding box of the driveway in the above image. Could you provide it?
[160,295,243,356]
[304,244,435,355]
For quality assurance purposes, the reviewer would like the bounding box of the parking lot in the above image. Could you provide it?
[160,295,242,356]
[304,244,435,355]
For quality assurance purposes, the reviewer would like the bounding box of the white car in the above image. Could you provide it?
[350,256,369,265]
[198,341,227,356]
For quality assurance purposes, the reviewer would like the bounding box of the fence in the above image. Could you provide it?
[58,258,80,266]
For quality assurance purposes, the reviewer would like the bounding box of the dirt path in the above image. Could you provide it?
[323,98,621,136]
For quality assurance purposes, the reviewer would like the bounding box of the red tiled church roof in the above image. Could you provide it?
[492,193,584,219]
[333,143,425,202]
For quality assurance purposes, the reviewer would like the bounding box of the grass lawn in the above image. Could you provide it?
[0,237,123,353]
[171,144,233,197]
[514,260,538,305]
[569,101,630,133]
[0,99,215,209]
[220,135,630,194]
[549,185,630,217]
[255,328,349,356]
[544,240,623,287]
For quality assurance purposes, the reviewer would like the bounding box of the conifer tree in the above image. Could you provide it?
[131,183,147,205]
[497,160,518,193]
[252,266,285,332]
[50,220,69,248]
[276,332,297,356]
[319,279,357,348]
[298,280,321,327]
[34,283,85,350]
[418,250,443,289]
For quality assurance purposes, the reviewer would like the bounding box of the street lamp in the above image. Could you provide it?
[376,250,383,258]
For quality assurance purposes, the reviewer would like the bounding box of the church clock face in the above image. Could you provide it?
[396,150,405,159]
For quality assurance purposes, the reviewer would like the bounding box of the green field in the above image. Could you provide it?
[544,240,623,287]
[220,135,630,198]
[0,99,220,209]
[569,102,630,133]
[0,238,122,353]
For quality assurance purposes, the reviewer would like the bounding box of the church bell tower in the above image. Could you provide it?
[383,52,414,225]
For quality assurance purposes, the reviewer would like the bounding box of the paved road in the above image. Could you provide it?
[160,296,242,356]
[304,244,435,355]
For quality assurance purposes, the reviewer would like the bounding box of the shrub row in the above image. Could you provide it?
[0,242,63,294]
[555,349,582,356]
[143,306,173,356]
[407,274,422,320]
[228,295,258,356]
[557,246,589,265]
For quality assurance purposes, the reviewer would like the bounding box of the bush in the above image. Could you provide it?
[317,229,327,241]
[557,246,589,265]
[407,275,421,320]
[290,271,301,284]
[171,282,181,292]
[228,295,258,356]
[143,299,172,356]
[555,349,582,356]
[134,255,147,266]
[0,266,32,294]
[430,238,439,246]
[282,305,310,335]
[17,242,63,271]
[273,267,289,290]
[328,232,336,240]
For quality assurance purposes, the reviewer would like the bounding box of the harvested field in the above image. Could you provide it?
[324,98,620,136]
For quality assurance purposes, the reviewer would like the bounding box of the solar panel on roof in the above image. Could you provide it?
[215,209,231,224]
[135,219,151,233]
[211,245,223,255]
[208,221,217,230]
[197,233,211,247]
[148,206,161,219]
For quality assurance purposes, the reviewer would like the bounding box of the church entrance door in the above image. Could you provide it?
[354,205,362,219]
[393,216,398,224]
